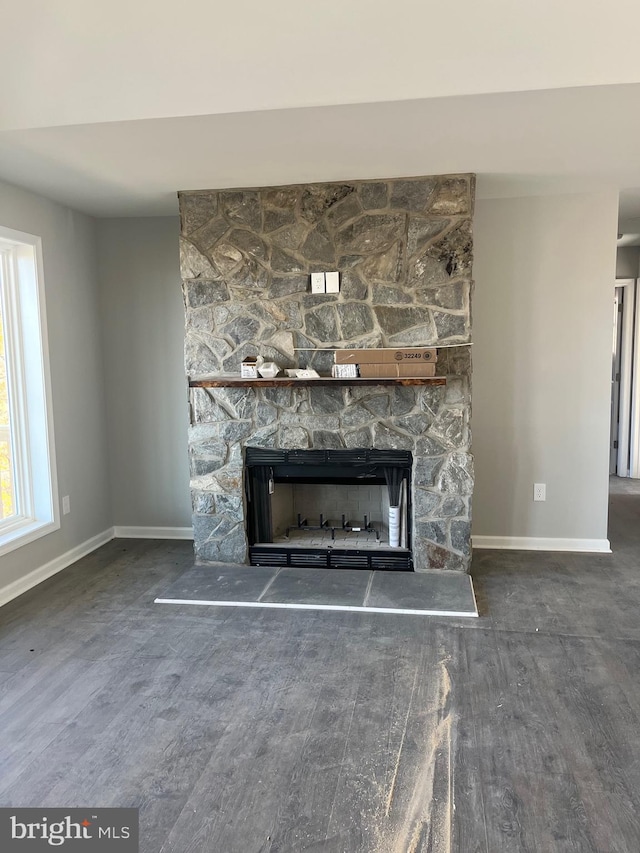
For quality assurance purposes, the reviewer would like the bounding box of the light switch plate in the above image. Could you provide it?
[311,272,325,293]
[325,271,340,293]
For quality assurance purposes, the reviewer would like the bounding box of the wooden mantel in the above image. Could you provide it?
[189,375,447,388]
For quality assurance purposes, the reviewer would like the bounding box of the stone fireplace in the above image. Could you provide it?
[179,175,474,572]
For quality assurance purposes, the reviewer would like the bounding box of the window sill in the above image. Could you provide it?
[0,517,60,558]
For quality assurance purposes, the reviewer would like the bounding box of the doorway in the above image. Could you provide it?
[610,278,640,478]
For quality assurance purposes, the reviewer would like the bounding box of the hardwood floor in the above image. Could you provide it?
[1,487,640,852]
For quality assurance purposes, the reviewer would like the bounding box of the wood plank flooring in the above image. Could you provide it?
[1,486,640,851]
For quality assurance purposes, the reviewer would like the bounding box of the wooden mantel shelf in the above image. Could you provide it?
[189,375,447,388]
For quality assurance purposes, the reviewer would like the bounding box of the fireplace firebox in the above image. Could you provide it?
[245,448,413,571]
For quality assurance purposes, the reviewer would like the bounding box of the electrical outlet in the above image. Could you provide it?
[533,483,546,502]
[310,272,325,294]
[62,495,71,514]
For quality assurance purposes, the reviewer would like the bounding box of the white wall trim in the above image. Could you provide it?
[616,278,636,476]
[0,229,61,553]
[0,527,115,607]
[113,526,193,540]
[472,535,612,553]
[630,279,640,478]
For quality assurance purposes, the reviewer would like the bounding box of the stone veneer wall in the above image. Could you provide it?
[179,175,474,572]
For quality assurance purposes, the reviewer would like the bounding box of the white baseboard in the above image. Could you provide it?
[113,526,194,540]
[0,527,115,608]
[472,535,612,553]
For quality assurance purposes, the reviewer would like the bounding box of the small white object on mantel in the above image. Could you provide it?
[332,363,358,378]
[257,362,281,378]
[241,356,262,378]
[284,368,320,379]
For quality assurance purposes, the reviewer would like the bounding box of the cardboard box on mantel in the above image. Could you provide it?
[335,347,437,364]
[358,362,437,378]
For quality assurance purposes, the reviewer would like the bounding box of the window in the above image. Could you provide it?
[0,227,58,555]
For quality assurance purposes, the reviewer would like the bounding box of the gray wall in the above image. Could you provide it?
[96,217,191,529]
[0,179,112,588]
[616,246,639,279]
[94,195,620,547]
[472,191,619,543]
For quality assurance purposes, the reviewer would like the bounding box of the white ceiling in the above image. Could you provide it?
[3,0,640,219]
